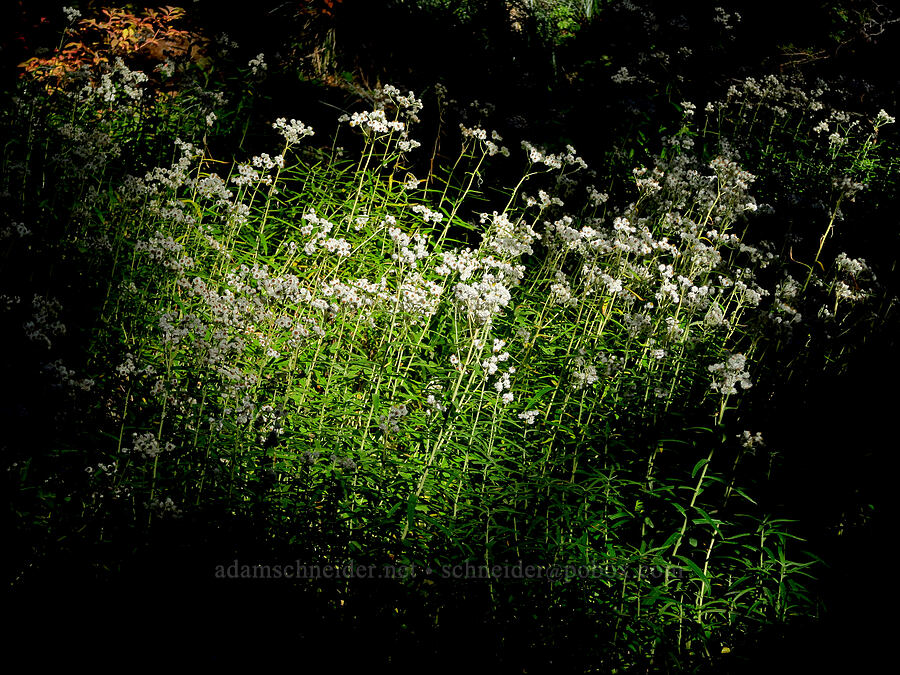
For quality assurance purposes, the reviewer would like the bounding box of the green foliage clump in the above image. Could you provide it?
[3,3,896,670]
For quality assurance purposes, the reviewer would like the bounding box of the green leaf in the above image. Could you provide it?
[674,555,709,585]
[691,457,711,478]
[406,493,418,531]
[692,505,723,536]
[523,385,557,410]
[730,486,758,505]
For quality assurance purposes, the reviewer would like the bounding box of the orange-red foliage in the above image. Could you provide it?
[19,6,209,94]
[299,0,344,18]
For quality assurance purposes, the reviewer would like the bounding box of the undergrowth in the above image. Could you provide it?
[3,4,896,671]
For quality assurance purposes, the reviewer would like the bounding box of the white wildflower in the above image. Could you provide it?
[249,53,267,75]
[518,410,540,425]
[273,118,315,145]
[62,6,81,23]
[708,353,752,395]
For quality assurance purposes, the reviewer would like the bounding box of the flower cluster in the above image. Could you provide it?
[424,383,448,415]
[521,141,588,171]
[453,276,513,326]
[708,354,752,395]
[299,209,350,257]
[550,271,578,307]
[123,432,175,459]
[377,404,409,434]
[273,118,314,146]
[339,86,423,154]
[62,6,81,23]
[136,231,194,272]
[481,339,511,376]
[492,368,515,405]
[460,125,510,156]
[410,203,444,224]
[738,430,765,452]
[82,57,149,104]
[150,496,183,519]
[42,359,94,392]
[571,350,599,390]
[518,410,540,425]
[248,53,267,75]
[481,211,540,259]
[24,295,66,349]
[398,272,444,316]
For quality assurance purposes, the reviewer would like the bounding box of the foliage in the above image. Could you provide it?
[19,6,211,92]
[3,3,896,671]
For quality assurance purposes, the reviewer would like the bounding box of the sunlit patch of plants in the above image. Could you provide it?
[3,5,896,671]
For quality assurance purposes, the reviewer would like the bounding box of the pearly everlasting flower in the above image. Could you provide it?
[398,273,443,316]
[481,211,540,258]
[460,124,487,141]
[150,496,183,519]
[321,237,351,257]
[231,163,263,186]
[117,353,137,378]
[550,271,577,307]
[424,384,448,415]
[273,118,315,145]
[521,141,561,169]
[3,222,32,238]
[453,275,512,325]
[42,360,93,392]
[708,353,752,395]
[481,350,510,376]
[347,108,406,135]
[62,6,81,23]
[252,153,280,170]
[611,66,636,84]
[834,280,868,303]
[704,304,726,328]
[834,252,869,278]
[491,367,515,403]
[377,404,409,434]
[410,203,444,224]
[124,432,175,459]
[571,350,599,390]
[739,430,764,452]
[587,186,609,206]
[248,53,267,75]
[518,410,540,425]
[875,109,896,126]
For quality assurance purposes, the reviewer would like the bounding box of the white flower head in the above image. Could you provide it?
[739,430,765,452]
[518,410,540,425]
[62,6,81,23]
[249,53,267,75]
[273,118,315,146]
[875,109,896,127]
[708,353,752,395]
